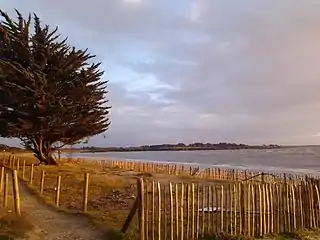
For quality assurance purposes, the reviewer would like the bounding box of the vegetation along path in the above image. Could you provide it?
[14,180,104,240]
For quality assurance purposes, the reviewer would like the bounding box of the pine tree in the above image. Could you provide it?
[0,10,111,164]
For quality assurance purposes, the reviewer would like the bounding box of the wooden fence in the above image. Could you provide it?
[0,158,82,210]
[135,179,320,239]
[2,154,316,184]
[2,153,320,239]
[0,162,21,215]
[70,158,312,184]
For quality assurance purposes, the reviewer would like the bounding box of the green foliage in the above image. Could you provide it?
[0,9,110,164]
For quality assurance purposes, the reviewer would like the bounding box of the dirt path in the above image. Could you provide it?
[13,179,105,240]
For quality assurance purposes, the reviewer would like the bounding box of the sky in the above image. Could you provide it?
[1,0,320,147]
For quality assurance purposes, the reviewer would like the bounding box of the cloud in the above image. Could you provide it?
[1,0,320,147]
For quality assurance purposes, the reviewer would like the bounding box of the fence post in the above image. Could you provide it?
[30,164,34,184]
[137,178,145,240]
[55,175,61,207]
[40,171,45,194]
[22,160,25,180]
[0,167,4,193]
[240,183,245,235]
[83,173,89,212]
[3,173,8,208]
[16,158,19,172]
[169,182,174,240]
[12,170,21,215]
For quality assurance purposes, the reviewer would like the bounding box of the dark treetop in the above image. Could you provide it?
[0,10,111,164]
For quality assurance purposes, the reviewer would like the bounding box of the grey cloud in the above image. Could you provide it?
[2,0,320,146]
[121,0,320,144]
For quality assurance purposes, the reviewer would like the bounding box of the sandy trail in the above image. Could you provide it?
[10,175,104,240]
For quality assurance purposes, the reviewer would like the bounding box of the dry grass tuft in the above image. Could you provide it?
[0,209,33,239]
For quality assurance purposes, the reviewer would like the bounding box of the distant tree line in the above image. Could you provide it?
[79,142,281,152]
[0,144,24,152]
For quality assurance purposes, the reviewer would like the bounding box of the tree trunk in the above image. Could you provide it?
[43,144,58,165]
[32,136,58,165]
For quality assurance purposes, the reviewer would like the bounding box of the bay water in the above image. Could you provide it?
[62,146,320,175]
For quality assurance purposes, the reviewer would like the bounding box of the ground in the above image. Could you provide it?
[16,181,104,240]
[3,152,320,240]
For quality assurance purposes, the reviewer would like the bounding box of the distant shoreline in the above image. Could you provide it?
[69,143,281,153]
[0,142,283,153]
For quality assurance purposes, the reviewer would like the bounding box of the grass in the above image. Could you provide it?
[11,153,233,239]
[0,209,33,239]
[9,153,320,240]
[25,163,138,238]
[0,171,32,240]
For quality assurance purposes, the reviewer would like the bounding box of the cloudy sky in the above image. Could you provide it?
[1,0,320,147]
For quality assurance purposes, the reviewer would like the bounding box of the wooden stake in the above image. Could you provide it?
[30,164,34,184]
[187,184,190,238]
[286,184,291,231]
[22,160,25,180]
[121,198,139,233]
[40,170,45,195]
[16,159,19,172]
[169,183,174,240]
[228,184,232,235]
[291,184,296,230]
[270,184,274,233]
[247,183,251,237]
[266,183,270,234]
[12,170,21,215]
[145,182,149,239]
[138,178,145,240]
[196,184,200,239]
[191,183,195,239]
[175,184,179,240]
[221,185,224,233]
[152,182,155,240]
[263,184,267,235]
[0,167,4,193]
[180,183,184,240]
[233,184,237,235]
[252,184,255,237]
[202,185,205,236]
[55,175,61,207]
[157,182,161,240]
[3,173,8,208]
[240,183,244,235]
[309,183,315,229]
[276,184,280,233]
[315,184,320,229]
[207,185,210,234]
[214,185,217,233]
[258,184,263,236]
[83,173,89,212]
[164,184,167,239]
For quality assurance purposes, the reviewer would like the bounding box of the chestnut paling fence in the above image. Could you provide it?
[2,154,320,239]
[0,165,22,215]
[0,155,90,211]
[70,158,314,184]
[135,179,320,239]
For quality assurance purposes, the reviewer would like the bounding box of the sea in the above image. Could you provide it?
[61,146,320,176]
